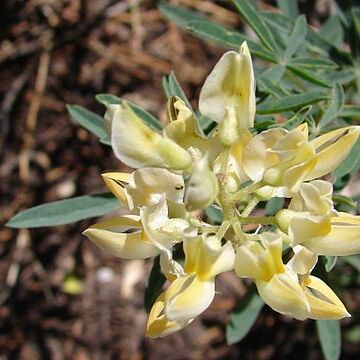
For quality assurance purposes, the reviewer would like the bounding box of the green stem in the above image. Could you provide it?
[230,181,265,201]
[237,216,277,225]
[241,197,259,217]
[217,149,247,244]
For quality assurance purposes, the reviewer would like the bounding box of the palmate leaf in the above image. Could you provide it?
[316,320,341,360]
[318,83,345,129]
[226,288,263,344]
[159,2,204,28]
[286,65,332,88]
[162,72,193,112]
[67,105,110,145]
[283,15,307,61]
[231,0,280,55]
[257,91,328,114]
[187,20,277,63]
[96,94,163,132]
[289,57,338,70]
[6,193,121,228]
[276,0,299,19]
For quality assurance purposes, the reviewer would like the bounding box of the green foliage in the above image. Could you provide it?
[316,320,341,360]
[226,288,264,344]
[96,94,163,132]
[67,105,110,145]
[6,193,120,228]
[144,256,166,313]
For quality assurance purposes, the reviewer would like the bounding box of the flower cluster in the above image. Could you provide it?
[83,42,360,337]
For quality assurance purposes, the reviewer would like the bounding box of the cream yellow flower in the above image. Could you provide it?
[105,101,192,170]
[83,195,190,257]
[146,234,235,337]
[199,42,255,144]
[242,125,360,193]
[102,168,185,211]
[235,233,349,320]
[184,155,219,211]
[277,180,360,256]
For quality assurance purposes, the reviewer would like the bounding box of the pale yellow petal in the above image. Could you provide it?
[256,273,310,320]
[305,276,350,319]
[107,102,192,170]
[102,172,130,207]
[287,246,318,275]
[283,157,317,192]
[308,126,360,180]
[82,216,159,259]
[289,216,331,247]
[303,213,360,256]
[184,155,219,211]
[199,42,255,129]
[243,128,286,183]
[166,275,215,322]
[146,292,192,338]
[126,168,185,209]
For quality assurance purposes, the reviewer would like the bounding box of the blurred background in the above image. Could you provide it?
[1,0,360,359]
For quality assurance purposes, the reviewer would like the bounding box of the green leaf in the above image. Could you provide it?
[258,64,286,83]
[253,116,277,132]
[316,320,341,360]
[279,105,312,130]
[332,138,360,178]
[339,105,360,119]
[324,256,338,272]
[205,205,223,225]
[197,114,216,135]
[95,94,163,132]
[344,255,360,272]
[258,77,289,98]
[6,193,120,228]
[231,0,280,54]
[283,15,307,61]
[187,20,277,63]
[289,57,338,70]
[159,3,204,28]
[277,0,299,19]
[286,65,332,88]
[318,84,344,129]
[257,91,328,114]
[95,93,121,105]
[327,70,357,85]
[319,15,344,47]
[332,194,357,209]
[144,256,166,313]
[163,72,193,112]
[265,197,284,216]
[226,289,263,344]
[66,105,110,145]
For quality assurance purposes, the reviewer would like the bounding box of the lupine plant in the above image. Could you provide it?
[7,0,360,359]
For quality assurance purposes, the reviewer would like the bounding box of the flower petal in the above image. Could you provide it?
[82,216,159,259]
[243,128,286,183]
[184,155,219,211]
[305,276,350,319]
[126,168,185,210]
[165,275,215,322]
[302,213,360,256]
[199,42,255,129]
[256,272,310,320]
[106,102,192,170]
[146,292,192,338]
[102,172,130,207]
[308,126,360,180]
